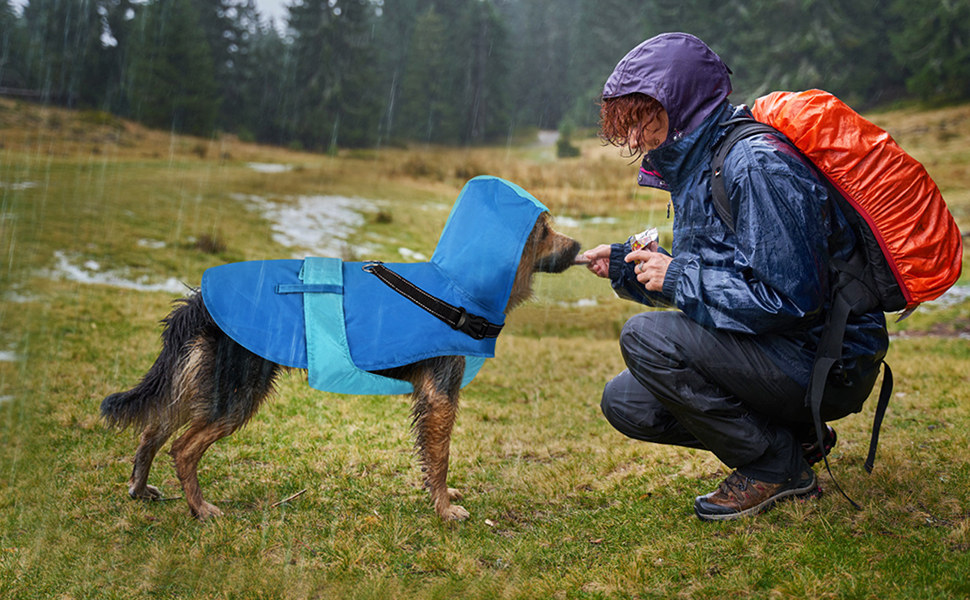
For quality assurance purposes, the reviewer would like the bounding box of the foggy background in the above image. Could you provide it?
[2,0,968,151]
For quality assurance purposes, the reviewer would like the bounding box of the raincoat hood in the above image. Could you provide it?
[201,176,548,395]
[602,32,733,143]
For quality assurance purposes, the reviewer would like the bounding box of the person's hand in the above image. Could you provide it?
[625,248,671,292]
[580,244,612,278]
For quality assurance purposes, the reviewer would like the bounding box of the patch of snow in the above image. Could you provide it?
[0,396,13,405]
[926,284,970,309]
[398,247,428,261]
[246,163,294,174]
[234,193,379,258]
[0,181,38,190]
[45,251,187,294]
[536,130,560,147]
[137,239,166,249]
[0,351,20,362]
[3,285,35,303]
[554,216,618,228]
[558,297,598,308]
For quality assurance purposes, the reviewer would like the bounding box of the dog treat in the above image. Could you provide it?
[574,254,591,265]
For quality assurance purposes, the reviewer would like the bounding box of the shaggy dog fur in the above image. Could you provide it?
[101,213,579,521]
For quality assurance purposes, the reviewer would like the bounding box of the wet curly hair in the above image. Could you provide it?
[599,93,668,158]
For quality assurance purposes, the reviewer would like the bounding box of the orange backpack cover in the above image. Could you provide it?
[752,89,963,309]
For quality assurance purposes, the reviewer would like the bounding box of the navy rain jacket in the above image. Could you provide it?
[603,33,888,388]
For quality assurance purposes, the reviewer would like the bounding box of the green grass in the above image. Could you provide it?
[1,99,970,599]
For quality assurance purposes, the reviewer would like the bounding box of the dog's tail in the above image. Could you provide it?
[101,293,213,429]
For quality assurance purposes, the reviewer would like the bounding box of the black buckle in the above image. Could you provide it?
[451,307,489,340]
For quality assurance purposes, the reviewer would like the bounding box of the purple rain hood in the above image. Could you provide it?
[602,32,733,186]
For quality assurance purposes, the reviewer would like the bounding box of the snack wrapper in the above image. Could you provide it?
[630,227,659,262]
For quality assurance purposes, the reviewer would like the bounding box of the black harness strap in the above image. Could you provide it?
[362,261,504,341]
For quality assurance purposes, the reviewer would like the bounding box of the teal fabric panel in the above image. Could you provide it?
[463,356,487,387]
[303,257,414,395]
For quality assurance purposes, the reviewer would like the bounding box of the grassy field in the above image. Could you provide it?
[1,97,969,599]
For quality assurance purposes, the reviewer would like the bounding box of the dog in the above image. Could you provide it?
[101,181,580,522]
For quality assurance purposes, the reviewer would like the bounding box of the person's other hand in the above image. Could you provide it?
[625,248,671,292]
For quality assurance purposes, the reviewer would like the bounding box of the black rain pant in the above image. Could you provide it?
[600,311,878,483]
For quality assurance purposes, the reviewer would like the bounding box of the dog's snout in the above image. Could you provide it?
[537,235,582,273]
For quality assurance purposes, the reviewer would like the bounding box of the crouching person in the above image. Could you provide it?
[582,33,888,521]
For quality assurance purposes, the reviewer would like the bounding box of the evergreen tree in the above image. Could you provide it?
[891,0,970,102]
[127,0,219,135]
[397,6,456,143]
[501,0,582,130]
[287,0,382,149]
[192,0,260,132]
[455,0,510,144]
[243,21,294,144]
[9,0,970,148]
[0,0,27,90]
[370,0,425,144]
[326,0,382,148]
[99,0,143,113]
[0,0,13,26]
[570,0,647,126]
[21,0,106,106]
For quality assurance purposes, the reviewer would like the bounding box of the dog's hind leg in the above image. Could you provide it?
[409,356,469,521]
[129,422,175,500]
[169,419,234,519]
[168,331,282,519]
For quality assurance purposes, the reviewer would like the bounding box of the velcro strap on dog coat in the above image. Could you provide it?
[301,257,415,395]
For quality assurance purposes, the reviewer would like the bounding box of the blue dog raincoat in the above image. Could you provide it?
[201,176,548,395]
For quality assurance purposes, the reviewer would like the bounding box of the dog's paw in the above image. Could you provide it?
[447,488,463,501]
[439,504,470,521]
[192,501,224,520]
[129,484,162,501]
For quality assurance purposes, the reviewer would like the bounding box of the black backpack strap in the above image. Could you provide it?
[710,117,782,232]
[806,291,861,509]
[362,261,504,340]
[865,363,893,473]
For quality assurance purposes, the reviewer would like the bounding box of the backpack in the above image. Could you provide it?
[711,89,964,506]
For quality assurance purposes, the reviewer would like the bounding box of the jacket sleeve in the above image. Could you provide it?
[608,239,675,308]
[662,141,831,334]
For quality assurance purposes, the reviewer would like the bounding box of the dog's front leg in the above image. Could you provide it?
[410,358,468,521]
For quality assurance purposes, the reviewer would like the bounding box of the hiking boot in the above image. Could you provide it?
[802,425,837,466]
[694,463,821,522]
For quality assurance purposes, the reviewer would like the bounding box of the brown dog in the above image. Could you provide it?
[101,212,579,521]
